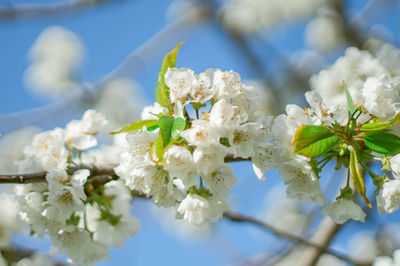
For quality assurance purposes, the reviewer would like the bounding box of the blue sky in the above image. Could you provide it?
[2,0,400,265]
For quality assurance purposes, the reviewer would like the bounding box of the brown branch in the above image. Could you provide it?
[0,165,117,184]
[1,246,69,266]
[0,0,114,21]
[223,211,372,266]
[0,154,248,184]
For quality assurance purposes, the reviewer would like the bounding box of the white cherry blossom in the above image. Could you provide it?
[164,145,197,190]
[321,199,366,224]
[165,67,195,103]
[377,179,400,214]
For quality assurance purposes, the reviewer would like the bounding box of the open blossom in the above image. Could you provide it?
[181,120,220,146]
[165,67,195,103]
[193,144,227,176]
[115,153,159,194]
[321,199,366,224]
[212,69,242,100]
[163,145,197,190]
[65,110,108,150]
[45,169,89,222]
[279,157,327,206]
[202,164,238,200]
[362,76,398,120]
[17,128,68,173]
[190,72,214,103]
[209,99,239,134]
[177,194,226,225]
[377,180,400,214]
[229,122,260,158]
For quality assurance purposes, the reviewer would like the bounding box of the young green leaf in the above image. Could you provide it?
[363,132,400,154]
[155,41,184,108]
[292,125,341,158]
[342,81,354,117]
[171,117,186,140]
[349,149,372,208]
[219,137,231,147]
[109,119,158,135]
[150,136,164,163]
[159,115,174,146]
[360,112,400,132]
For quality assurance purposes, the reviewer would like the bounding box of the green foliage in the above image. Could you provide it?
[292,125,341,157]
[159,116,174,147]
[360,112,400,131]
[219,137,231,147]
[150,136,164,163]
[350,149,372,208]
[109,119,158,135]
[343,81,354,117]
[155,42,184,109]
[363,132,400,154]
[171,117,186,140]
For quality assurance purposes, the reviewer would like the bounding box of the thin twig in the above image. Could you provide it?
[223,211,372,266]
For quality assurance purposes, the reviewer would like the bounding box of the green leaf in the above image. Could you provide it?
[363,132,400,154]
[155,41,184,108]
[155,82,169,108]
[350,149,372,208]
[360,112,400,132]
[342,81,354,117]
[109,120,159,135]
[219,137,231,147]
[147,124,160,131]
[171,117,186,140]
[159,115,174,146]
[292,125,341,158]
[150,136,164,162]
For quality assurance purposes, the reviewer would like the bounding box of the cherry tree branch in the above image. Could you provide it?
[0,0,114,21]
[223,211,372,266]
[1,246,69,266]
[0,154,248,184]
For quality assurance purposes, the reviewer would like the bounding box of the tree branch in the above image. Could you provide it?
[0,165,117,184]
[223,211,372,266]
[1,246,69,266]
[0,0,114,21]
[0,154,248,184]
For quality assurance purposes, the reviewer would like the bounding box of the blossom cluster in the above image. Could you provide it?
[13,110,139,265]
[115,65,271,226]
[280,46,400,223]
